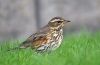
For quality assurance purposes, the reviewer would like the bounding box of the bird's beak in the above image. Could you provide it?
[67,20,70,22]
[63,20,70,24]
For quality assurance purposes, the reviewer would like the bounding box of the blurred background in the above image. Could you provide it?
[0,0,100,41]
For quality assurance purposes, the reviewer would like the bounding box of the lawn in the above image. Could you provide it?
[0,31,100,65]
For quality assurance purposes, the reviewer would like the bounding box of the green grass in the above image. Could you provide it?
[0,31,100,65]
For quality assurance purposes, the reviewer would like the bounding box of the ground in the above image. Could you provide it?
[0,31,100,65]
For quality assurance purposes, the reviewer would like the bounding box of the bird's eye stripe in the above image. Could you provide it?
[51,19,61,22]
[57,21,61,23]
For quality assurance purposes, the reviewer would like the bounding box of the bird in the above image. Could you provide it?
[8,17,70,52]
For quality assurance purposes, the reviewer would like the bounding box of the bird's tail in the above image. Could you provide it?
[7,46,20,51]
[7,42,31,51]
[7,45,29,51]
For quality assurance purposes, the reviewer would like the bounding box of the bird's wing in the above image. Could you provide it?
[20,25,50,48]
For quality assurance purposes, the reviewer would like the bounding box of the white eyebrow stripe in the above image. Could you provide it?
[51,19,61,22]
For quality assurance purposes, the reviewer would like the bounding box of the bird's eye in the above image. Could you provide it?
[57,21,61,23]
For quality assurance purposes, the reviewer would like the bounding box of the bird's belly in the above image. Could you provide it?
[36,36,62,52]
[50,36,62,50]
[36,30,63,52]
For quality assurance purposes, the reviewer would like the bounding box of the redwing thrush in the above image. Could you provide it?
[8,17,70,52]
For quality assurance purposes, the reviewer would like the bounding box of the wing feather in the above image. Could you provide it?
[20,25,50,48]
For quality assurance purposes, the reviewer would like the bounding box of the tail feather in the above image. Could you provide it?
[7,46,19,51]
[7,42,31,51]
[7,45,29,51]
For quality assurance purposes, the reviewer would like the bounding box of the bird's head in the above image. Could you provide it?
[48,17,70,30]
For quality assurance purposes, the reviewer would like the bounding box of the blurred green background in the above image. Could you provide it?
[0,0,100,40]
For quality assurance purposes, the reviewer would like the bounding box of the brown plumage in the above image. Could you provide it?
[8,17,70,52]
